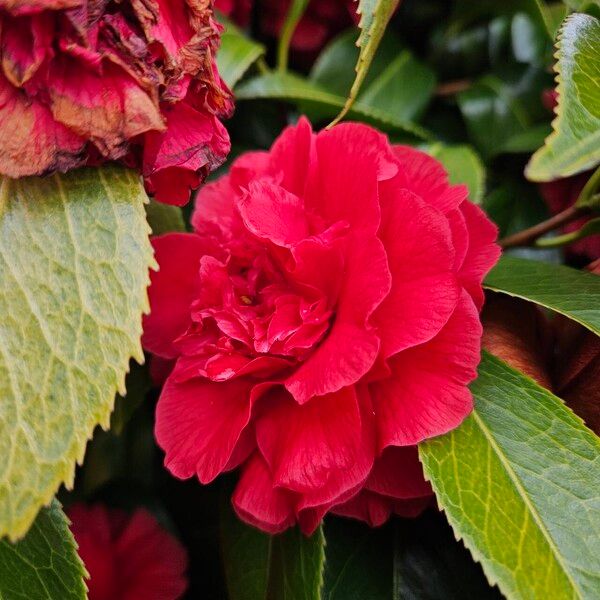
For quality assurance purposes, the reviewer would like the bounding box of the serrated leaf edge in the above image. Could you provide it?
[2,169,156,542]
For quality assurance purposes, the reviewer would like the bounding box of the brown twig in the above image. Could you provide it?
[499,205,592,249]
[435,79,472,96]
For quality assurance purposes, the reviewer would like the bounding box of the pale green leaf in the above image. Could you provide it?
[236,72,431,139]
[217,19,265,89]
[0,166,154,540]
[330,0,400,125]
[420,352,600,600]
[484,255,600,335]
[526,13,600,180]
[426,143,486,204]
[0,500,86,599]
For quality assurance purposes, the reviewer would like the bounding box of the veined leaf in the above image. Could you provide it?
[0,167,154,540]
[221,503,325,600]
[330,0,400,125]
[426,143,485,204]
[0,500,86,599]
[236,72,431,139]
[484,255,600,335]
[217,18,265,89]
[526,13,600,181]
[420,352,600,599]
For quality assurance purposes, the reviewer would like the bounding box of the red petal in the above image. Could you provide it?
[373,188,460,358]
[256,387,373,501]
[155,373,254,483]
[232,452,296,534]
[286,235,390,402]
[305,122,397,235]
[390,145,467,214]
[49,57,163,157]
[114,509,188,600]
[0,72,85,177]
[142,233,211,359]
[457,200,501,310]
[269,115,315,197]
[143,102,230,205]
[372,290,480,449]
[332,491,392,527]
[366,446,432,499]
[237,180,309,246]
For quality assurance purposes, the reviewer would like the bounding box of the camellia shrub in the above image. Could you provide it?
[0,1,599,599]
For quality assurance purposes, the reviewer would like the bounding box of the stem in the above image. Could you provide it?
[576,166,600,208]
[277,0,310,73]
[436,79,472,96]
[499,205,592,249]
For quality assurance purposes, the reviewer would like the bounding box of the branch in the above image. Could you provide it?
[499,205,592,249]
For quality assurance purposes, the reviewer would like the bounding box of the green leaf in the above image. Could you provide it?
[236,72,431,139]
[217,19,265,89]
[457,74,551,159]
[0,166,154,540]
[357,51,436,122]
[0,500,86,599]
[419,352,600,600]
[526,13,600,180]
[330,0,401,125]
[426,143,485,204]
[145,199,186,235]
[484,255,600,335]
[393,512,502,600]
[221,503,325,600]
[322,518,393,600]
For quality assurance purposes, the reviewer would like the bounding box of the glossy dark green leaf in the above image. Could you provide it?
[457,74,551,159]
[322,518,393,600]
[393,512,502,600]
[0,501,86,599]
[420,352,600,599]
[220,503,325,600]
[236,72,431,139]
[484,255,600,335]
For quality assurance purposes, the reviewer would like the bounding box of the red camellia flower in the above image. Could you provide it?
[215,0,356,58]
[142,118,500,533]
[0,0,233,205]
[69,504,188,600]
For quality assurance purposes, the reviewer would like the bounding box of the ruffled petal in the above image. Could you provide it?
[0,72,86,177]
[237,180,309,247]
[143,102,230,205]
[256,387,373,499]
[269,115,315,197]
[373,188,460,358]
[232,452,296,534]
[390,145,467,214]
[142,233,213,359]
[457,200,500,311]
[286,235,390,402]
[155,373,254,483]
[305,122,397,235]
[372,290,480,449]
[366,446,431,499]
